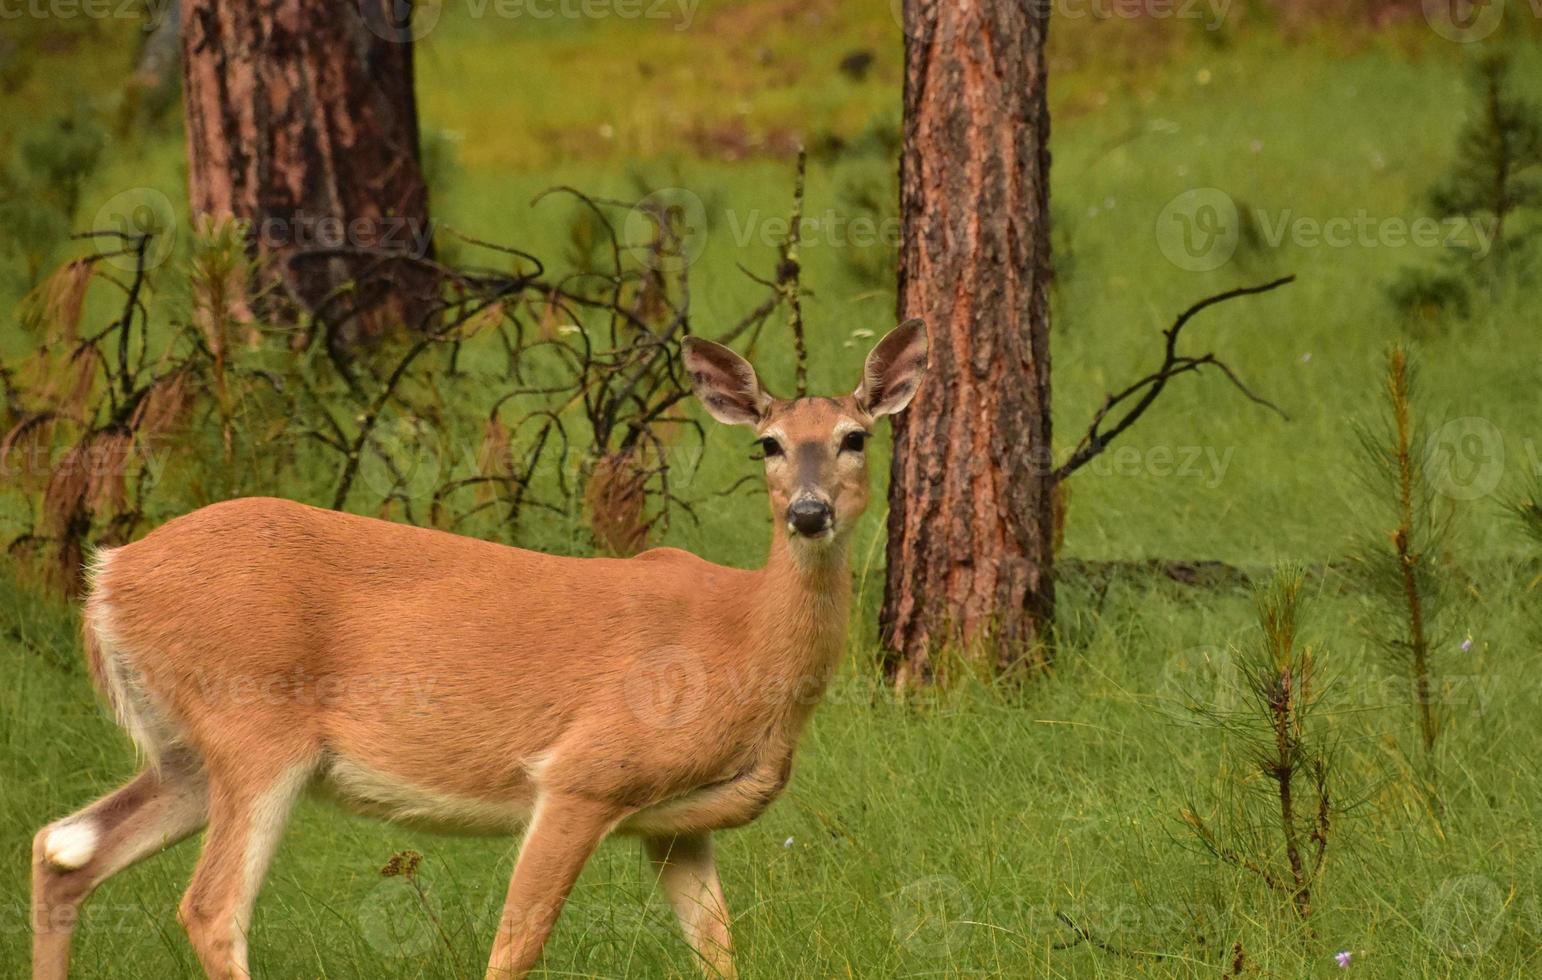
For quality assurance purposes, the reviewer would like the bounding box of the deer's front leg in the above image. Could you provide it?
[486,795,619,980]
[645,833,736,979]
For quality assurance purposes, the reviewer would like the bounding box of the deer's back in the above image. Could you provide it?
[85,497,764,818]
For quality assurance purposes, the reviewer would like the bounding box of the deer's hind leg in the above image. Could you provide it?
[32,754,208,980]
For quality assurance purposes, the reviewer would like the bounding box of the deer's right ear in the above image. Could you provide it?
[681,337,773,427]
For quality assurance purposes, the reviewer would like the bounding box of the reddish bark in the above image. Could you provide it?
[882,0,1055,682]
[181,0,436,350]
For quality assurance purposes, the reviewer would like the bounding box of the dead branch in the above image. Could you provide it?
[784,148,809,396]
[7,161,818,589]
[1053,276,1295,484]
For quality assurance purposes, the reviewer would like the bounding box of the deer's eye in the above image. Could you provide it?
[755,436,784,459]
[841,431,869,454]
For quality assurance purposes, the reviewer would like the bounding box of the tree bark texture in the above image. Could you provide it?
[882,0,1055,682]
[181,0,435,349]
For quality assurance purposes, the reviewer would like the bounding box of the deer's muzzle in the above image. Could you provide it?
[787,498,833,537]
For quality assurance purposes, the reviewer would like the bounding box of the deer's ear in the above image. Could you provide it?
[681,337,773,427]
[855,318,929,417]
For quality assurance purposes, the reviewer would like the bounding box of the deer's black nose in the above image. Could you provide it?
[788,498,833,536]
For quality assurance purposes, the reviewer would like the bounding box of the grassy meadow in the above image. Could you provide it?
[2,2,1541,977]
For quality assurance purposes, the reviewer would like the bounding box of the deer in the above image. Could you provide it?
[30,319,929,980]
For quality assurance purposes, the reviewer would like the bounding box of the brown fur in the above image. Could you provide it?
[31,322,928,980]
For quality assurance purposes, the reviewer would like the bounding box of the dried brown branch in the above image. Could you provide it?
[1053,275,1295,484]
[7,164,816,591]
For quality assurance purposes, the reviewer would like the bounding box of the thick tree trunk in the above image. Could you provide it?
[181,0,435,352]
[881,0,1055,683]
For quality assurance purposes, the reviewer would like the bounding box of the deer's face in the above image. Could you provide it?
[754,396,874,542]
[682,319,929,549]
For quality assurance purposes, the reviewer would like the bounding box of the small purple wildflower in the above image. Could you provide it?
[1335,950,1352,968]
[1461,637,1473,653]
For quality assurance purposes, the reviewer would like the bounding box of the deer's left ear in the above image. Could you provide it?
[854,318,929,417]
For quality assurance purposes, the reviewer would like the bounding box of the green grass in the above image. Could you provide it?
[4,3,1542,977]
[5,560,1540,977]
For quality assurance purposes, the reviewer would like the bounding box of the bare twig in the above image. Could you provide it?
[1053,276,1295,484]
[784,148,809,396]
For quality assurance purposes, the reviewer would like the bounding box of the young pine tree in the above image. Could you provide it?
[1349,346,1453,763]
[1430,52,1542,273]
[1513,474,1542,549]
[1182,564,1334,924]
[1385,53,1542,325]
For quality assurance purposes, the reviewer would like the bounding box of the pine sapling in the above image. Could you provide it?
[1349,345,1451,760]
[1429,52,1542,273]
[1384,53,1542,323]
[188,215,257,464]
[1512,473,1542,550]
[1182,564,1334,924]
[1511,474,1542,600]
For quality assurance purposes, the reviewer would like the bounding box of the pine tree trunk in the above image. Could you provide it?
[181,0,435,352]
[881,0,1055,683]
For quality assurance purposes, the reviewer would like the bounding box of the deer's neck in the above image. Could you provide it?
[751,533,852,681]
